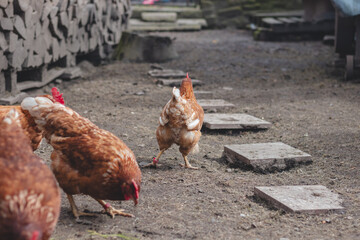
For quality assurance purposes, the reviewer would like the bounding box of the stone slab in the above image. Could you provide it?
[141,12,177,22]
[224,142,312,172]
[197,99,235,109]
[157,78,202,87]
[204,113,271,130]
[254,185,344,214]
[148,69,187,78]
[194,90,213,99]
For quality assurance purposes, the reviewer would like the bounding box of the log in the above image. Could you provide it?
[52,37,60,61]
[58,0,69,12]
[59,11,69,29]
[7,32,18,52]
[23,6,33,28]
[0,17,13,30]
[0,0,8,9]
[14,0,30,13]
[0,32,8,51]
[0,50,8,70]
[14,15,27,39]
[8,40,27,69]
[4,2,14,17]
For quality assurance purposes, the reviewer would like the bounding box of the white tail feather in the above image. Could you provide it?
[3,108,20,126]
[21,97,55,127]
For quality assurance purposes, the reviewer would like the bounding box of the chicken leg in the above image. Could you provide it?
[180,154,198,170]
[95,199,134,218]
[143,149,166,168]
[67,194,97,219]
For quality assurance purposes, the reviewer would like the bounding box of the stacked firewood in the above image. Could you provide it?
[0,0,131,71]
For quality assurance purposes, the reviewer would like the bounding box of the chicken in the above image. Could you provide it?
[146,73,204,169]
[0,109,60,240]
[21,96,141,219]
[0,87,65,151]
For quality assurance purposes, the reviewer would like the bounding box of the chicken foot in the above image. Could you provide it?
[180,155,198,170]
[95,199,134,218]
[67,194,97,219]
[143,149,165,168]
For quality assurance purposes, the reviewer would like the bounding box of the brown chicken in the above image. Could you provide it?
[0,109,60,240]
[21,96,141,219]
[146,73,204,169]
[0,87,65,151]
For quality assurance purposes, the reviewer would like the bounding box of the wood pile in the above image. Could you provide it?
[0,0,131,95]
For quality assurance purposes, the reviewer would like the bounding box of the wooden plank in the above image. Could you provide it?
[17,68,66,91]
[262,17,283,25]
[277,17,298,24]
[141,12,177,22]
[157,78,202,87]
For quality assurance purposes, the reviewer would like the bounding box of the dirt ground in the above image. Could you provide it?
[33,29,360,239]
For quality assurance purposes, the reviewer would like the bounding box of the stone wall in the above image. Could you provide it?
[201,0,303,28]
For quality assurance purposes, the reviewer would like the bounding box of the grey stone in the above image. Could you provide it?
[203,113,271,130]
[149,69,186,78]
[223,142,312,172]
[197,99,235,110]
[254,185,344,214]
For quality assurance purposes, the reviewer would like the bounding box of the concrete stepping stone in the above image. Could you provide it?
[148,69,187,78]
[197,99,235,110]
[254,185,344,214]
[223,142,312,172]
[204,113,271,130]
[157,78,203,87]
[194,90,213,99]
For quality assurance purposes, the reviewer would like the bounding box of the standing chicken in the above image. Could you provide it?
[0,87,65,151]
[146,73,204,169]
[21,96,141,219]
[0,109,60,240]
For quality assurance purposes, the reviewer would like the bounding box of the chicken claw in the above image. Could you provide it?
[180,155,199,170]
[96,200,134,218]
[142,157,159,168]
[67,194,97,219]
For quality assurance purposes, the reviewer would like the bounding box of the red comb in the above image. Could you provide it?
[51,87,65,105]
[186,72,190,79]
[152,157,158,164]
[31,231,39,240]
[132,180,139,199]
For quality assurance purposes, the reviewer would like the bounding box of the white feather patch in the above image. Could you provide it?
[187,118,200,130]
[159,116,165,126]
[21,97,38,111]
[35,97,53,105]
[3,118,12,125]
[173,87,180,100]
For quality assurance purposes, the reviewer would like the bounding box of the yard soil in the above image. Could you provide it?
[34,30,359,239]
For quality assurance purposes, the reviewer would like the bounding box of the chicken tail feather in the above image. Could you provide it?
[2,108,20,126]
[21,97,56,126]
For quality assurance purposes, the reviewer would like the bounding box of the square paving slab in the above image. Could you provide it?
[204,113,271,130]
[224,142,312,172]
[254,185,344,214]
[197,99,235,110]
[157,78,203,86]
